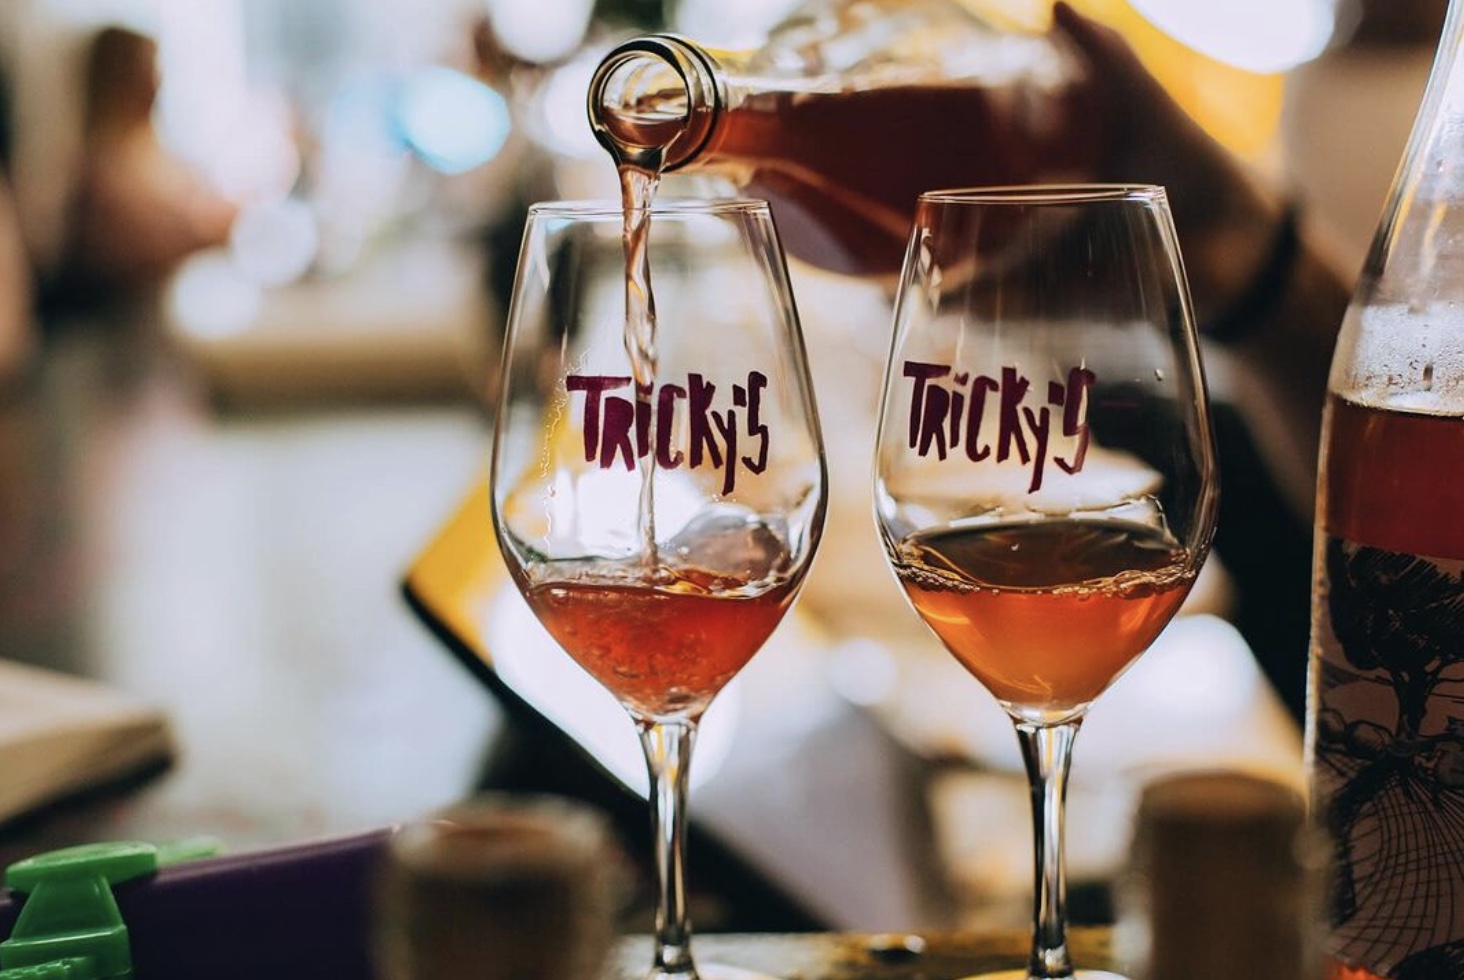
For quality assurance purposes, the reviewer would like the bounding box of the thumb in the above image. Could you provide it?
[1051,2,1175,114]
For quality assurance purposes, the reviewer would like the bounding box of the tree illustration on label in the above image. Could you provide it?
[1315,538,1464,978]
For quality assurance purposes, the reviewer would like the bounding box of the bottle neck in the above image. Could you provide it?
[586,34,726,173]
[1360,0,1464,295]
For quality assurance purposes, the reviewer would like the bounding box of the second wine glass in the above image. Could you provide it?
[873,185,1219,979]
[490,198,827,980]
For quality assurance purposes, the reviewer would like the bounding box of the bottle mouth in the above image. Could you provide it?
[586,34,722,172]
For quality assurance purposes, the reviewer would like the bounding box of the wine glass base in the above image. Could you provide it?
[960,966,1130,972]
[647,964,784,980]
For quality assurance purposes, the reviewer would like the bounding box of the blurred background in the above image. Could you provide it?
[0,0,1440,404]
[0,0,1448,938]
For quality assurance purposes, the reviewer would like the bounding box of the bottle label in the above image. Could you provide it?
[1312,535,1464,978]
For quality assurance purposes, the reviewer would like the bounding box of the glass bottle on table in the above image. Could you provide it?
[1307,0,1464,977]
[586,0,1107,279]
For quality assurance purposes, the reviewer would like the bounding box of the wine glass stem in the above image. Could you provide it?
[639,719,699,980]
[1016,719,1081,979]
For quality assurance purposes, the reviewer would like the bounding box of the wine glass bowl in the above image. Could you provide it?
[490,197,826,980]
[873,184,1218,977]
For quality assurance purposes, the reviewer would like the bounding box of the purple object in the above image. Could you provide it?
[0,829,391,980]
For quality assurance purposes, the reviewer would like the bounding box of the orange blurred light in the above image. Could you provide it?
[958,0,1288,159]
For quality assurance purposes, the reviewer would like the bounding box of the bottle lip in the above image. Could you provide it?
[586,33,724,172]
[527,197,773,218]
[920,183,1169,206]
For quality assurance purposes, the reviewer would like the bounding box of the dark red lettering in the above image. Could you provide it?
[899,362,1097,491]
[656,384,686,468]
[1054,367,1095,475]
[903,361,951,450]
[918,383,951,459]
[964,374,998,462]
[741,372,769,476]
[566,375,631,463]
[1022,404,1051,492]
[996,366,1031,464]
[688,374,724,470]
[600,394,636,470]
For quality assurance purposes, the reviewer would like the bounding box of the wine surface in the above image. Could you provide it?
[891,519,1193,713]
[522,566,797,721]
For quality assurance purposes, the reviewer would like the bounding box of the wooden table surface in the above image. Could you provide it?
[613,930,1116,980]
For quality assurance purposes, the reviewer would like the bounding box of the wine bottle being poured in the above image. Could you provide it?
[587,0,1107,278]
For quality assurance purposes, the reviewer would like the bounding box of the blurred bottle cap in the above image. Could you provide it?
[376,793,623,980]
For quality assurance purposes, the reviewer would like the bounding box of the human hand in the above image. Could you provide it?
[1051,2,1288,328]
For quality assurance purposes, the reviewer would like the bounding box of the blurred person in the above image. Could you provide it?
[0,10,237,347]
[933,2,1461,723]
[1059,3,1352,509]
[829,2,1357,720]
[824,3,1354,719]
[54,25,238,307]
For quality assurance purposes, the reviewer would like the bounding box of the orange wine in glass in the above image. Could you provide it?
[491,198,827,980]
[873,185,1219,979]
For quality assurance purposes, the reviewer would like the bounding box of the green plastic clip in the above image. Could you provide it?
[0,838,222,980]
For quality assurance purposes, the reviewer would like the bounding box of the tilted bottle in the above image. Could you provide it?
[1307,1,1464,977]
[586,0,1105,278]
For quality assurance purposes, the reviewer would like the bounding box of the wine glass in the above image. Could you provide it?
[490,198,827,980]
[872,185,1218,979]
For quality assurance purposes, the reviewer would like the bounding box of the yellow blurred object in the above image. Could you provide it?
[957,0,1055,31]
[958,0,1286,158]
[403,477,498,663]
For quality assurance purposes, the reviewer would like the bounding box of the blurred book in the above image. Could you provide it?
[0,658,173,824]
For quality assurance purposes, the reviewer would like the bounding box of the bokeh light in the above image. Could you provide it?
[395,66,512,174]
[484,0,595,64]
[1127,0,1337,73]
